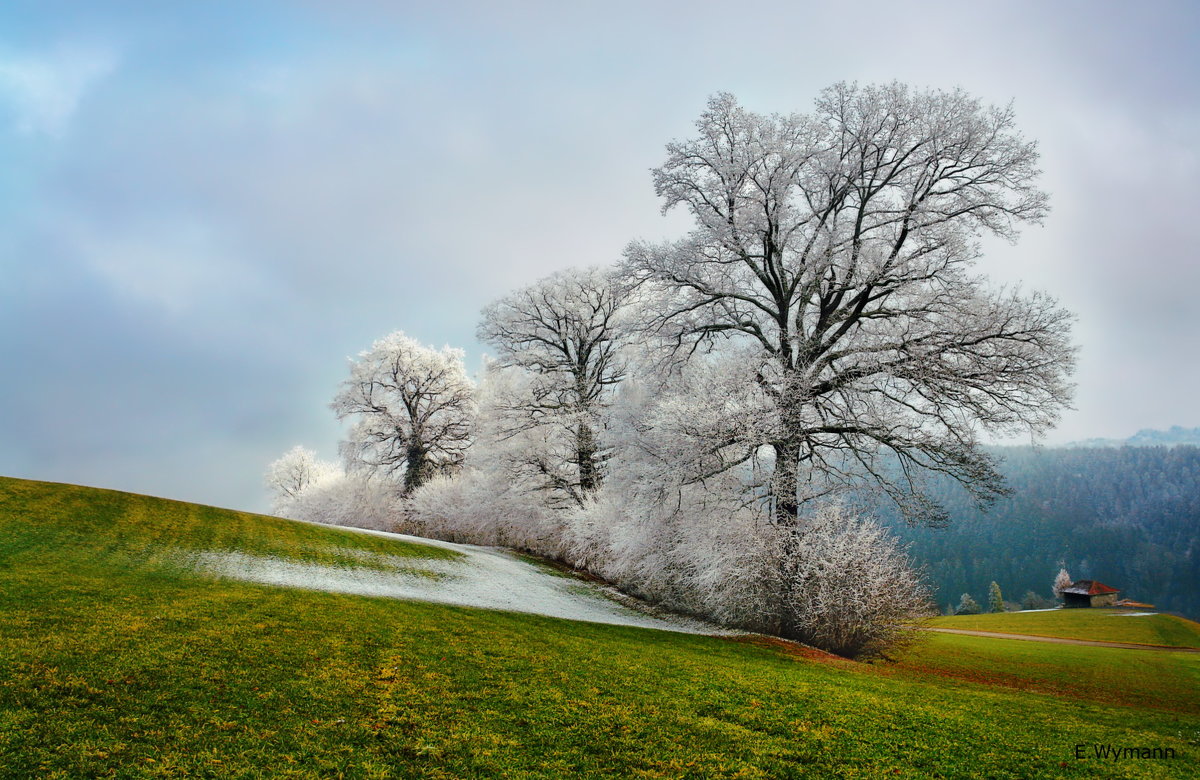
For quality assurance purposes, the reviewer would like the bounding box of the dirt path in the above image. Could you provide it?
[922,627,1200,652]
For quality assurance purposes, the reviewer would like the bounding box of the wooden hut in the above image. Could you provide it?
[1061,580,1119,608]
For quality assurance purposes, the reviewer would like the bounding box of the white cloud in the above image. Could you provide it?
[0,42,117,137]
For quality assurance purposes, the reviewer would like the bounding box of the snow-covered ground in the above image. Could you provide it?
[186,527,730,636]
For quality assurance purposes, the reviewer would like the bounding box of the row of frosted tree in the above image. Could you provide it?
[266,83,1075,658]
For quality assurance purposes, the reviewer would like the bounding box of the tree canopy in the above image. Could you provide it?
[330,332,475,494]
[478,267,632,505]
[626,83,1074,526]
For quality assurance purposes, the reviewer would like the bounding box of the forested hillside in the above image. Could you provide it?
[879,446,1200,618]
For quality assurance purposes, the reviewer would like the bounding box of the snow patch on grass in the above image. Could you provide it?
[186,533,730,636]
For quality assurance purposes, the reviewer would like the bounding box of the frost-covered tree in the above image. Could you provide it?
[264,445,338,514]
[636,347,781,503]
[264,447,396,530]
[988,581,1004,613]
[478,267,632,505]
[331,331,475,494]
[1052,567,1073,600]
[625,84,1075,528]
[406,367,566,552]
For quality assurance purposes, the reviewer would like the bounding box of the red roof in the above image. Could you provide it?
[1062,580,1119,596]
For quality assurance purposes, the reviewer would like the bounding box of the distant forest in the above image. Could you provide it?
[876,445,1200,619]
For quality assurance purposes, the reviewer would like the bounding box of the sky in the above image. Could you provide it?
[2,0,1198,512]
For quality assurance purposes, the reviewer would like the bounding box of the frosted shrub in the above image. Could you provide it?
[781,505,933,658]
[285,472,401,532]
[402,473,476,541]
[672,500,779,632]
[561,492,621,574]
[561,490,677,607]
[562,480,779,632]
[406,468,564,557]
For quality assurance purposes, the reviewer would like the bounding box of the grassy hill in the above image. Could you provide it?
[895,633,1200,715]
[2,476,1198,778]
[929,609,1200,648]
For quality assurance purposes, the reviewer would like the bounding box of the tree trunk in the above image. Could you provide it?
[403,444,428,495]
[773,435,803,638]
[576,422,599,495]
[772,440,801,527]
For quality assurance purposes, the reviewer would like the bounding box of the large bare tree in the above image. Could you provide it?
[625,83,1075,527]
[331,331,474,495]
[478,267,630,505]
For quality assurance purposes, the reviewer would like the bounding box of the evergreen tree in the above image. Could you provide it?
[988,581,1004,613]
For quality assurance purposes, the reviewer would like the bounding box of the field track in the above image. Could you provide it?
[922,626,1200,652]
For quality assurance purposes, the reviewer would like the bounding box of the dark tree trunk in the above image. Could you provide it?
[772,440,801,528]
[403,444,428,495]
[576,422,599,495]
[773,437,803,638]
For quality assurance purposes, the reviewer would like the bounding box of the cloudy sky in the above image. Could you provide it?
[2,0,1197,512]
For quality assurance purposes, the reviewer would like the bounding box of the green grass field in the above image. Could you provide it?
[2,476,1198,778]
[893,633,1200,714]
[929,609,1200,648]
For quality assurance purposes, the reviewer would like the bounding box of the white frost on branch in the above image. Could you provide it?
[625,83,1075,526]
[478,266,634,505]
[264,445,339,514]
[264,446,397,531]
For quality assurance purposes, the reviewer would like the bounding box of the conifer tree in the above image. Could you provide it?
[988,581,1004,613]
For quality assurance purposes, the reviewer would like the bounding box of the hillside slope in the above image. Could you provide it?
[2,476,1197,778]
[0,475,713,634]
[929,609,1200,648]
